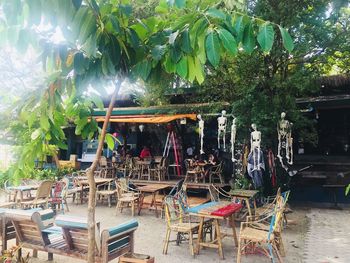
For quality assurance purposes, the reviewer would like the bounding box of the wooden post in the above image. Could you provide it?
[87,77,123,263]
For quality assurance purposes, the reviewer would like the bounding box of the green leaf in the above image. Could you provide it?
[197,30,206,64]
[170,46,182,63]
[194,56,205,84]
[27,0,42,25]
[151,45,166,61]
[257,23,275,52]
[109,15,121,33]
[40,116,50,131]
[233,15,246,43]
[135,60,152,80]
[346,184,350,196]
[119,4,132,17]
[163,55,176,73]
[74,53,86,75]
[279,26,294,52]
[31,129,41,140]
[206,8,226,20]
[242,22,256,54]
[175,0,186,8]
[82,34,97,57]
[180,29,191,54]
[205,31,220,68]
[72,6,89,39]
[128,28,140,48]
[72,0,82,9]
[187,56,196,83]
[91,95,104,110]
[105,133,115,150]
[102,54,116,76]
[79,11,97,45]
[169,30,179,46]
[218,28,237,55]
[176,56,188,79]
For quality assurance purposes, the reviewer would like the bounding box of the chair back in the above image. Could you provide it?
[52,182,64,201]
[164,195,180,227]
[267,195,285,240]
[99,156,108,167]
[5,210,50,246]
[36,180,54,200]
[168,179,184,196]
[55,214,101,254]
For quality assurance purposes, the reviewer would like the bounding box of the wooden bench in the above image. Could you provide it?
[6,210,139,263]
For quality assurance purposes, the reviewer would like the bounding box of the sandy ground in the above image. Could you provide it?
[2,196,311,263]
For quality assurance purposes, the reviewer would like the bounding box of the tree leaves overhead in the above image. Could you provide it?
[279,26,294,52]
[176,56,188,79]
[218,28,238,55]
[257,23,275,52]
[205,31,221,68]
[242,21,256,54]
[206,8,226,20]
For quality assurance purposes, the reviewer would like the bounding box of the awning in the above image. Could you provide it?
[95,114,197,123]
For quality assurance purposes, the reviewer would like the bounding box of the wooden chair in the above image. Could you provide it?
[20,180,54,209]
[184,160,201,183]
[49,181,69,213]
[0,209,17,252]
[149,157,167,181]
[116,179,140,217]
[237,196,285,263]
[162,195,199,256]
[96,179,117,207]
[208,162,224,183]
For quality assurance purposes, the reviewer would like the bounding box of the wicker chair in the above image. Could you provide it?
[20,180,54,209]
[237,196,285,263]
[115,178,140,216]
[208,162,224,183]
[162,195,199,256]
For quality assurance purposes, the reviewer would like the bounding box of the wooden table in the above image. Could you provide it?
[228,189,259,217]
[77,178,114,204]
[7,185,39,203]
[189,201,242,259]
[137,184,170,217]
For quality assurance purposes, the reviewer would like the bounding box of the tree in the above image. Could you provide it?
[0,0,293,261]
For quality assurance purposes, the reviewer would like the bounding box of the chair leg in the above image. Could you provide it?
[276,233,285,257]
[163,229,171,254]
[64,198,69,212]
[236,238,242,263]
[131,201,135,217]
[273,243,284,263]
[189,230,195,256]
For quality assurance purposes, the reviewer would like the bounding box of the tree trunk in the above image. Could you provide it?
[87,77,124,263]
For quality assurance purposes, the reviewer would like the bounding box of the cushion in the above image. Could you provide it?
[108,219,138,236]
[211,203,242,217]
[186,201,218,214]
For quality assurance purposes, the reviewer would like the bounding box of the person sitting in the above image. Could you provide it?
[140,145,152,160]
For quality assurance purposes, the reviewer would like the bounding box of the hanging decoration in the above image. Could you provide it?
[197,114,205,154]
[248,124,264,188]
[217,110,228,151]
[230,117,237,162]
[277,112,293,167]
[267,149,277,187]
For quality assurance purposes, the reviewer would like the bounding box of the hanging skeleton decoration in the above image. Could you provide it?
[277,112,293,166]
[197,114,205,154]
[250,123,262,170]
[230,117,237,162]
[248,124,265,188]
[217,110,228,150]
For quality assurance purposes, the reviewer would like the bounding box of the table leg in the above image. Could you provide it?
[2,218,7,252]
[196,217,204,255]
[152,192,158,218]
[229,215,238,247]
[214,219,224,259]
[253,198,257,213]
[138,193,145,216]
[245,198,252,217]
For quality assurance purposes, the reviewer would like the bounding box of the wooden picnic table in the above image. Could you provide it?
[189,201,242,259]
[137,184,170,217]
[7,185,39,203]
[228,189,259,218]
